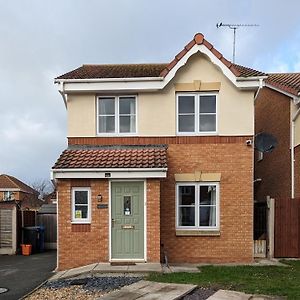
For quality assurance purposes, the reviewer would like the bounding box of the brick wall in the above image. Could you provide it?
[58,136,253,269]
[295,145,300,198]
[160,142,253,263]
[255,87,291,201]
[57,178,161,270]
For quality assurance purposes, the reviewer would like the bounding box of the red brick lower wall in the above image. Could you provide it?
[160,142,253,263]
[57,138,253,269]
[295,145,300,198]
[57,179,161,270]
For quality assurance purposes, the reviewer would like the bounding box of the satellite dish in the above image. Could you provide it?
[254,132,278,153]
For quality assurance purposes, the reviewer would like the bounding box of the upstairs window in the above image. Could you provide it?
[177,93,217,134]
[97,96,136,134]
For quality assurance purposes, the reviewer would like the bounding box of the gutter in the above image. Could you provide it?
[291,105,300,198]
[236,76,268,82]
[54,77,164,84]
[254,78,265,100]
[52,167,168,173]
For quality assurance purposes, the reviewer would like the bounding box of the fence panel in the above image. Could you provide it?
[37,214,57,249]
[274,198,300,257]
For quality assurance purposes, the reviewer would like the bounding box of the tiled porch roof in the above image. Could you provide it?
[52,145,168,169]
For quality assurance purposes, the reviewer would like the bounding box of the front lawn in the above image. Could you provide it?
[147,260,300,299]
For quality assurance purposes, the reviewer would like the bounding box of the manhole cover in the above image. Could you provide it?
[0,287,8,294]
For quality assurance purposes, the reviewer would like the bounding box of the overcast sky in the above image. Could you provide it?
[0,0,299,186]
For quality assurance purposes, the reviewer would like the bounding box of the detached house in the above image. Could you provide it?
[52,33,267,270]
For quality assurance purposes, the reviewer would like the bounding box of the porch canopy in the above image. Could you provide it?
[51,145,168,179]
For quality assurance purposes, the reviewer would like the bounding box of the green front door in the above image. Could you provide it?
[111,181,144,260]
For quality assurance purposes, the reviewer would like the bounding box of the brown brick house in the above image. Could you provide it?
[0,174,40,254]
[52,33,267,270]
[255,74,300,200]
[0,174,40,209]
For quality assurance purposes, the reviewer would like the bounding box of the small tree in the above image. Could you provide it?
[30,179,55,200]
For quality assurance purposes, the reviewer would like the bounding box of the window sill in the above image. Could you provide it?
[71,221,91,225]
[96,133,138,137]
[176,132,218,136]
[176,229,220,237]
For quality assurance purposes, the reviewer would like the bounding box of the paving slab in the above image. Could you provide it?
[93,263,129,273]
[207,289,252,300]
[49,263,97,281]
[99,280,196,300]
[163,264,199,273]
[128,263,162,273]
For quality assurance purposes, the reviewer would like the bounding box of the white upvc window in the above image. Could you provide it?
[97,96,137,135]
[176,182,220,230]
[177,93,217,135]
[71,187,91,224]
[3,191,14,201]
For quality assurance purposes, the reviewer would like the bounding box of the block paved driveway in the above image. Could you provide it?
[0,251,56,300]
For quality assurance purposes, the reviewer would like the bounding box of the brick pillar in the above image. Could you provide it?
[146,179,161,262]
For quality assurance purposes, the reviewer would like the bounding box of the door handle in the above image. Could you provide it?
[112,218,115,227]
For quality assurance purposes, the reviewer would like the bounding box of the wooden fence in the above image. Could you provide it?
[274,197,300,258]
[37,212,57,249]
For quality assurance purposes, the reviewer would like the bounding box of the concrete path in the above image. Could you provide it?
[0,251,56,300]
[98,280,196,300]
[50,263,200,281]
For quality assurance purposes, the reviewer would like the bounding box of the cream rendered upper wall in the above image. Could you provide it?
[138,54,254,136]
[67,52,255,137]
[67,94,96,136]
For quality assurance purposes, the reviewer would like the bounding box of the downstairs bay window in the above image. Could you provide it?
[176,182,219,230]
[72,187,91,224]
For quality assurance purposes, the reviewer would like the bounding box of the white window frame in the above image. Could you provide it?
[3,191,13,201]
[71,187,91,224]
[176,92,218,135]
[97,95,138,136]
[176,182,220,230]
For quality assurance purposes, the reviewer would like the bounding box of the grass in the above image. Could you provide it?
[147,260,300,299]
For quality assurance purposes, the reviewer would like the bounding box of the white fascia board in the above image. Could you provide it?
[56,44,262,93]
[62,80,165,92]
[51,169,167,179]
[0,188,20,192]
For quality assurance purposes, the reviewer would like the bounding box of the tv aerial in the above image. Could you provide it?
[254,132,278,153]
[216,23,259,63]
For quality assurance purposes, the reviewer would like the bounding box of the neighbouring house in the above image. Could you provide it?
[0,174,39,204]
[255,73,300,200]
[52,33,267,270]
[0,174,40,254]
[44,190,57,204]
[255,73,300,258]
